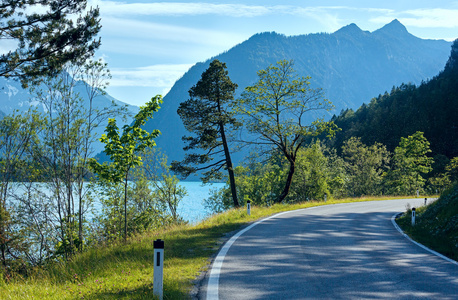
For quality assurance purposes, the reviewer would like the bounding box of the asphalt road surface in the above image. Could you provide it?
[202,199,458,299]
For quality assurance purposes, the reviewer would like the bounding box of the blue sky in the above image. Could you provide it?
[91,0,458,106]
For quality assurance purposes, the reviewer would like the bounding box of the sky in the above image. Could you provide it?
[89,0,458,106]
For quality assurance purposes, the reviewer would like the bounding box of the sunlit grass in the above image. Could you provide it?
[396,187,458,262]
[1,195,428,299]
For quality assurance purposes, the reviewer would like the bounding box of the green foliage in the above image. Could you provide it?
[172,59,240,207]
[397,184,458,261]
[385,132,433,195]
[204,152,286,213]
[291,142,331,201]
[140,148,188,221]
[0,110,44,276]
[90,96,162,240]
[234,59,337,203]
[330,40,458,160]
[342,137,390,196]
[92,173,174,242]
[446,157,458,183]
[0,0,101,83]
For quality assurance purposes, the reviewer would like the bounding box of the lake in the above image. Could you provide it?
[9,181,225,225]
[175,181,225,223]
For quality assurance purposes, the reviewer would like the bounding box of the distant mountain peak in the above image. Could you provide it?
[375,19,410,36]
[334,23,364,36]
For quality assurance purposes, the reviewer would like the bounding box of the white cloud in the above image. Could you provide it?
[93,2,394,19]
[94,1,279,17]
[109,64,193,90]
[101,17,244,46]
[370,8,458,28]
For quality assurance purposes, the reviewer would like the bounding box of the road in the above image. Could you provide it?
[202,199,458,299]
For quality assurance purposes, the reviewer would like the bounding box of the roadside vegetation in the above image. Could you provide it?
[1,196,414,300]
[396,184,458,261]
[0,4,457,297]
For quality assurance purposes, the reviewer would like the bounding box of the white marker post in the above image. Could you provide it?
[247,200,251,216]
[154,239,164,300]
[411,208,416,226]
[324,194,327,203]
[424,198,427,206]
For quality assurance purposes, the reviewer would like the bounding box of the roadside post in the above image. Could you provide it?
[324,194,327,203]
[247,200,251,215]
[424,198,427,206]
[411,208,416,226]
[154,239,164,300]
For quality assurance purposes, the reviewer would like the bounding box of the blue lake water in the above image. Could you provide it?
[9,181,224,224]
[176,182,225,223]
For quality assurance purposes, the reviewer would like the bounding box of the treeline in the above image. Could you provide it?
[0,63,186,278]
[1,0,457,280]
[173,40,458,213]
[206,133,458,212]
[330,40,458,159]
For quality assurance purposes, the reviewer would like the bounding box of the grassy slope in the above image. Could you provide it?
[396,185,458,261]
[0,196,419,300]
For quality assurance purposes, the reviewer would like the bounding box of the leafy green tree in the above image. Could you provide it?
[140,148,187,221]
[234,60,337,203]
[292,141,330,201]
[0,110,43,276]
[31,60,125,256]
[446,157,458,183]
[386,131,433,195]
[0,0,101,83]
[171,60,240,207]
[89,96,161,241]
[204,152,286,212]
[342,137,390,196]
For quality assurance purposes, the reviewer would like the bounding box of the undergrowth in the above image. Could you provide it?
[0,195,426,299]
[396,185,458,261]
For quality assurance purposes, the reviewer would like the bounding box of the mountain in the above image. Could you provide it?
[0,76,139,155]
[145,20,452,165]
[330,39,458,159]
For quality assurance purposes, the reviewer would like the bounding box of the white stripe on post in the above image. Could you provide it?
[411,208,416,226]
[154,239,164,300]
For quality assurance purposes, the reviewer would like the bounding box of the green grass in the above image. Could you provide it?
[1,195,425,299]
[396,186,458,262]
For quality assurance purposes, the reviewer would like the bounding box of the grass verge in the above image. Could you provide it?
[396,186,458,262]
[1,195,423,299]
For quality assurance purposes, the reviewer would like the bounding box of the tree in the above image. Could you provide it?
[171,59,240,207]
[89,96,161,241]
[446,157,458,183]
[141,148,187,221]
[342,137,390,196]
[0,110,43,277]
[31,60,125,256]
[292,141,331,201]
[0,0,101,83]
[234,60,337,203]
[386,131,433,195]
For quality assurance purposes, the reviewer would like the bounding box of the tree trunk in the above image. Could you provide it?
[277,159,295,203]
[124,176,128,242]
[219,121,239,207]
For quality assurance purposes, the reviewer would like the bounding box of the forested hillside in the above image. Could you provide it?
[330,39,458,159]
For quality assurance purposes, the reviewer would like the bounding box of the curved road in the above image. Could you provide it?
[202,199,458,299]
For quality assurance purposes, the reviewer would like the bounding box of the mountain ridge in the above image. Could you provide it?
[146,20,452,167]
[0,76,139,155]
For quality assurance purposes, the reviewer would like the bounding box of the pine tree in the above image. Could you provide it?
[171,60,240,207]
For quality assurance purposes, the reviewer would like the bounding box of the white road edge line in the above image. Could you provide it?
[391,213,458,266]
[206,207,318,300]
